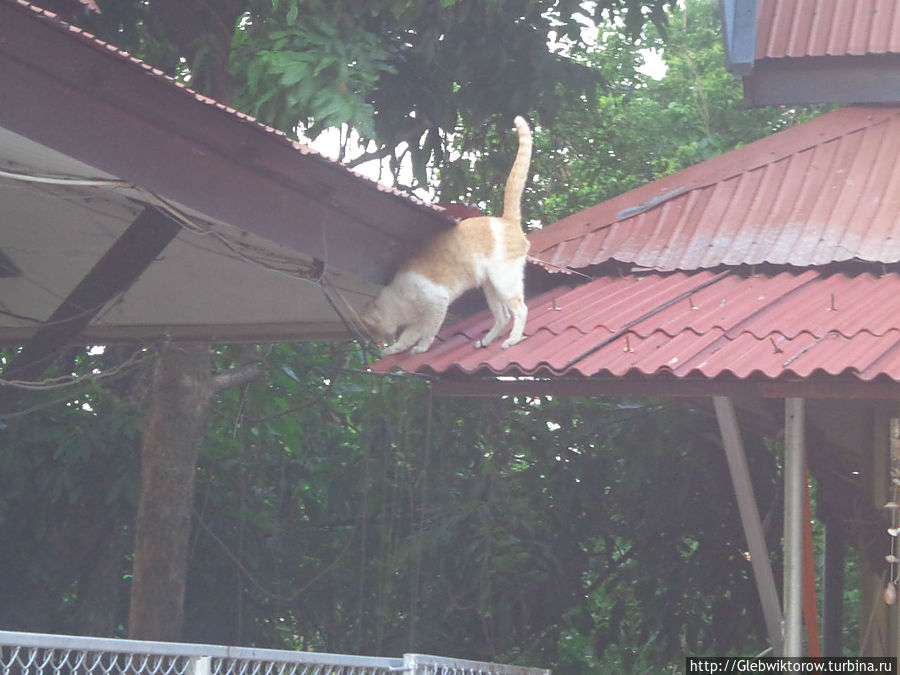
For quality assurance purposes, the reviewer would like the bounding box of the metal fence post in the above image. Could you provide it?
[403,653,419,674]
[783,397,805,657]
[188,655,211,675]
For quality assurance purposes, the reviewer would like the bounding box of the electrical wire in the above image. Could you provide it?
[0,347,151,391]
[0,164,386,381]
[0,306,42,324]
[0,165,328,282]
[0,167,131,188]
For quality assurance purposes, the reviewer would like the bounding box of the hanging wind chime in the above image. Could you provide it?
[885,419,900,605]
[886,496,899,605]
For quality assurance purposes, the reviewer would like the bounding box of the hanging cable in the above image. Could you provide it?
[0,166,131,188]
[0,347,151,390]
[0,164,387,356]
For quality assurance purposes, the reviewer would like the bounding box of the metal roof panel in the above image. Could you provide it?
[372,271,900,384]
[756,0,900,59]
[529,106,900,271]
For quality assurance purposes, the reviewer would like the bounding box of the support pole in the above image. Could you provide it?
[784,398,805,656]
[713,396,784,655]
[802,459,820,656]
[822,519,845,656]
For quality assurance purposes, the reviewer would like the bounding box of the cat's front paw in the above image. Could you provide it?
[501,336,524,349]
[476,334,498,348]
[380,343,403,356]
[410,339,435,354]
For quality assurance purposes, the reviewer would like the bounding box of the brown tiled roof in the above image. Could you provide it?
[733,1,900,106]
[529,106,900,272]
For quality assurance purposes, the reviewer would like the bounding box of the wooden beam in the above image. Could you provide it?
[0,247,21,277]
[861,403,890,656]
[0,205,179,385]
[713,396,784,655]
[431,376,900,401]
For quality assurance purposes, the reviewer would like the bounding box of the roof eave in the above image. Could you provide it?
[432,373,900,401]
[0,0,453,287]
[743,55,900,107]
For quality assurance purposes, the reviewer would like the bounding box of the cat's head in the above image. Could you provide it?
[361,292,400,343]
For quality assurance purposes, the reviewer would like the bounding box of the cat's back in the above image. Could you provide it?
[403,216,526,290]
[452,215,529,260]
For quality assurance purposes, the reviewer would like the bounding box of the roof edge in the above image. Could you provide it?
[720,0,759,76]
[0,0,454,286]
[1,0,453,226]
[431,373,900,400]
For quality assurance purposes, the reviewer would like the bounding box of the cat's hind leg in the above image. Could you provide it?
[485,258,528,349]
[475,282,510,348]
[501,295,527,349]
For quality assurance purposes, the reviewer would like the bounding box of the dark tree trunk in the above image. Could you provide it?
[128,342,211,641]
[124,4,252,641]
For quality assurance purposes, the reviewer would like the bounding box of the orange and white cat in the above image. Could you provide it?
[362,116,532,356]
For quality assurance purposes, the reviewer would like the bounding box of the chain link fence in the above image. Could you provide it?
[0,631,549,675]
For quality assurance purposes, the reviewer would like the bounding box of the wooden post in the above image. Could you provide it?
[861,403,891,656]
[713,396,783,655]
[821,519,845,655]
[802,459,820,656]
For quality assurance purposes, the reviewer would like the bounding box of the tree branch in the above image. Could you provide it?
[211,360,266,394]
[345,119,431,169]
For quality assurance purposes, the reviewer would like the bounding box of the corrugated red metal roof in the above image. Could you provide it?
[530,105,900,272]
[372,271,900,382]
[756,0,900,60]
[375,107,900,388]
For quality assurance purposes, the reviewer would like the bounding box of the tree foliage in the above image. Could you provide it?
[0,349,144,636]
[436,0,824,225]
[82,0,674,184]
[0,343,779,668]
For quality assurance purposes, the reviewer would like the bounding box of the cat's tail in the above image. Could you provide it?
[501,115,532,225]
